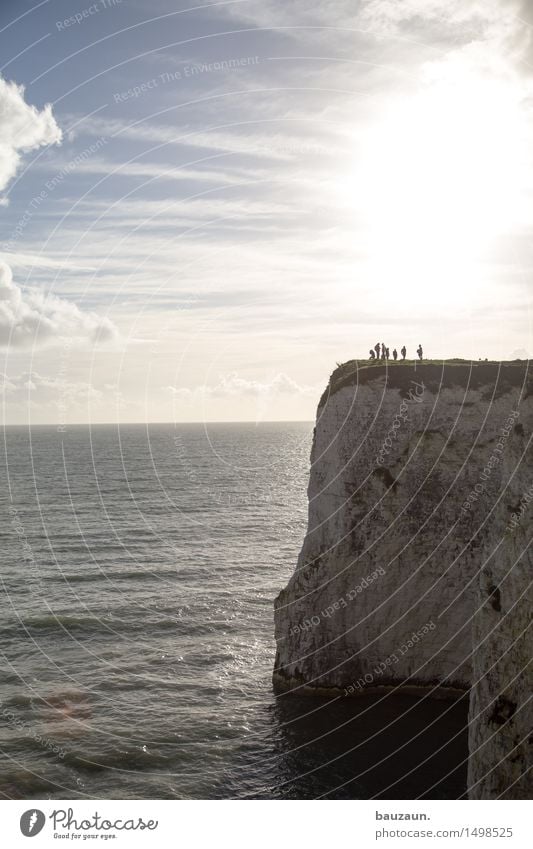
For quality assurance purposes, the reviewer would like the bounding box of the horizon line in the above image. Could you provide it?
[1,419,316,428]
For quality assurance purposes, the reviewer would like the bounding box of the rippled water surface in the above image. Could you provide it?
[0,423,467,799]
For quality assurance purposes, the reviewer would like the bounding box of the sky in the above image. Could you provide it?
[1,0,533,424]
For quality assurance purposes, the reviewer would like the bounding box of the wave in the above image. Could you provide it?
[63,746,176,773]
[46,569,181,584]
[1,612,219,638]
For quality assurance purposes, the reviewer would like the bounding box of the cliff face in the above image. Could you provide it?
[274,361,532,798]
[468,520,531,799]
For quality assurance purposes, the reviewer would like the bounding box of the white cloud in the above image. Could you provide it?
[0,75,61,199]
[167,372,318,400]
[3,252,97,272]
[208,371,317,398]
[38,154,256,187]
[359,0,523,34]
[0,369,147,424]
[360,0,533,81]
[0,370,102,414]
[165,371,317,401]
[220,0,532,74]
[0,373,16,394]
[0,261,118,348]
[1,371,99,401]
[72,114,339,163]
[166,371,319,421]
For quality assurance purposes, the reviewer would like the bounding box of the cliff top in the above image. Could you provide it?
[320,360,532,407]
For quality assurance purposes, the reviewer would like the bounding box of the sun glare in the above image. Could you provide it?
[350,73,531,306]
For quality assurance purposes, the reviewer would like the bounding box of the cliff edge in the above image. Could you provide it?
[274,360,532,799]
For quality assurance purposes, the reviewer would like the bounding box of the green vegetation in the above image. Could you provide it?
[319,359,532,406]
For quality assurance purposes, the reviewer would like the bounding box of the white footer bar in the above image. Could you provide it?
[2,799,530,848]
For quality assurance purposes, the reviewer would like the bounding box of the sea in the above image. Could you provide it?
[0,423,468,800]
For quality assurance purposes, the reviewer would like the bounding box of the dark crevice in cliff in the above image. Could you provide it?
[373,467,398,490]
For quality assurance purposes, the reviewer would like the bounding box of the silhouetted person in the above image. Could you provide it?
[393,348,398,361]
[369,349,375,360]
[375,342,381,360]
[401,346,406,360]
[381,343,386,360]
[417,344,423,361]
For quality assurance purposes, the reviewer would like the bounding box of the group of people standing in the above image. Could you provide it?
[369,343,423,361]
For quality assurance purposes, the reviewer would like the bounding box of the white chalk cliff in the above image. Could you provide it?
[468,518,531,798]
[274,361,532,799]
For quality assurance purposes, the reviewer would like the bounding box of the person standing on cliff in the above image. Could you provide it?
[385,346,390,359]
[375,342,381,360]
[381,343,386,360]
[393,348,398,361]
[401,346,406,360]
[417,344,423,360]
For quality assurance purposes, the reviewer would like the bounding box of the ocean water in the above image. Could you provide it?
[0,423,468,799]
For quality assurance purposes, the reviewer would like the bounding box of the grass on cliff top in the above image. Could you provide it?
[320,359,532,406]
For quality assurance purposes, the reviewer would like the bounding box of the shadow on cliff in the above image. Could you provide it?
[267,692,469,799]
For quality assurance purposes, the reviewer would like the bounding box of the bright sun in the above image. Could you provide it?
[350,70,530,306]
